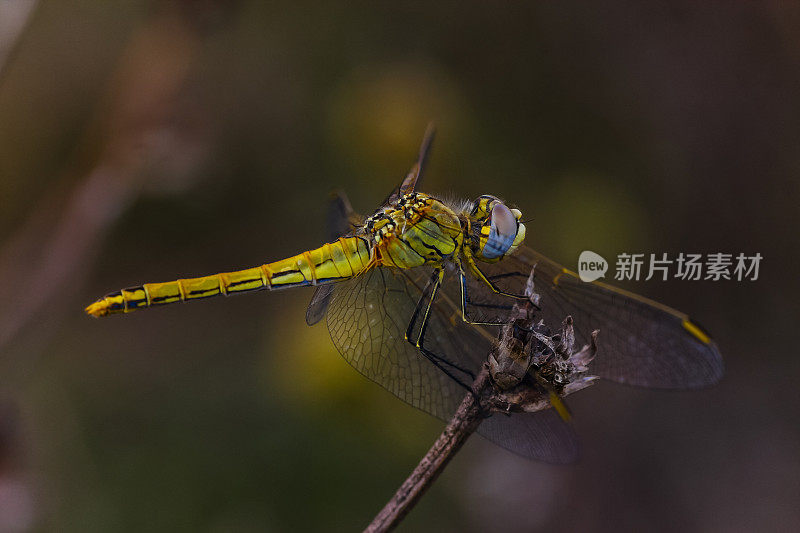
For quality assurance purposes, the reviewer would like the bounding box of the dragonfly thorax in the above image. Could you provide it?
[367,193,465,269]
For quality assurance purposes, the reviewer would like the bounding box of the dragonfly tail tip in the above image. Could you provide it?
[85,300,108,317]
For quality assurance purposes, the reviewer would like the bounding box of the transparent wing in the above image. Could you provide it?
[325,265,483,420]
[477,409,579,464]
[478,246,724,389]
[323,190,363,242]
[322,264,580,462]
[306,284,336,326]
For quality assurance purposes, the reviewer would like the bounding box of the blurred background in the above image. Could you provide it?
[0,1,798,531]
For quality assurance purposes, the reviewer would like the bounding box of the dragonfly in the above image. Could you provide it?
[86,127,723,463]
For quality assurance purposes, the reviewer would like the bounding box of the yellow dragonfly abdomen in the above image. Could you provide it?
[85,236,371,317]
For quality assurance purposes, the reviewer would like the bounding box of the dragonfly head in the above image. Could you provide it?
[468,195,526,262]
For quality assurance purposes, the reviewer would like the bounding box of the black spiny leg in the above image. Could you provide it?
[459,269,541,326]
[463,251,534,302]
[459,272,514,326]
[405,270,476,392]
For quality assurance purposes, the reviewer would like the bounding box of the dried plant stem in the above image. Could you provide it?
[365,268,595,532]
[365,367,491,533]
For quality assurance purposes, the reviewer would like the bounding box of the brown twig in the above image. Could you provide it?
[364,368,492,533]
[365,268,598,532]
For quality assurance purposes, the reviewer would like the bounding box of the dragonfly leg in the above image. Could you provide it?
[483,270,541,310]
[405,270,477,391]
[457,266,540,326]
[486,271,528,282]
[459,272,514,326]
[462,249,529,301]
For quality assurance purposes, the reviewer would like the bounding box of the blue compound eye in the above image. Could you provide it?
[482,202,517,259]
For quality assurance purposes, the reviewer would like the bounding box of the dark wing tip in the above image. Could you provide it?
[687,340,725,389]
[680,317,725,388]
